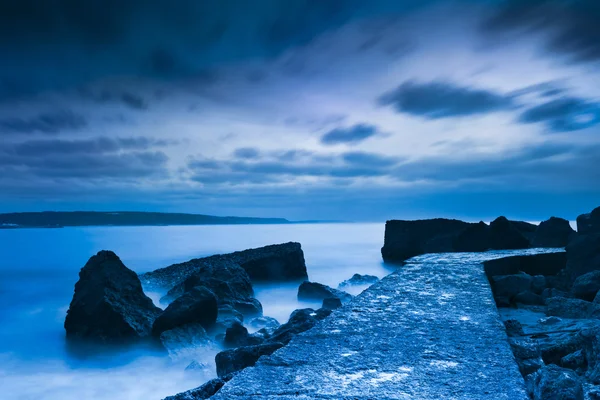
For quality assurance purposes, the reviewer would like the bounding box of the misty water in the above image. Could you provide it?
[0,223,394,400]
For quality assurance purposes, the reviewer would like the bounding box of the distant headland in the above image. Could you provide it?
[0,211,293,229]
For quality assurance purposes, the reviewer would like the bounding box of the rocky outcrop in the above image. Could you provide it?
[577,206,600,235]
[152,287,218,337]
[531,217,576,248]
[141,242,308,290]
[488,216,531,250]
[566,233,600,280]
[64,250,161,343]
[215,342,285,377]
[297,281,352,303]
[338,274,379,289]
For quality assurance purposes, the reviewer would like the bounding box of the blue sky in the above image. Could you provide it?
[0,0,599,221]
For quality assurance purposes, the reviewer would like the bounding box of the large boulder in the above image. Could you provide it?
[488,216,531,250]
[152,287,218,337]
[64,250,161,343]
[546,297,595,319]
[509,338,544,376]
[453,221,492,252]
[491,273,533,299]
[572,271,600,301]
[566,233,600,280]
[297,281,352,303]
[577,206,600,235]
[381,218,471,262]
[215,342,284,377]
[224,321,263,348]
[529,365,583,400]
[268,308,331,345]
[159,323,213,360]
[531,217,576,248]
[483,252,567,281]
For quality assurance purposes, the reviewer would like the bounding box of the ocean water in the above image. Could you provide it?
[0,223,392,400]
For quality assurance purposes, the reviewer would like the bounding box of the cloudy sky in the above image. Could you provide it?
[1,0,599,221]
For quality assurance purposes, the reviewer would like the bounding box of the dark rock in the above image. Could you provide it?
[491,273,533,299]
[531,275,547,294]
[495,296,511,308]
[152,287,218,337]
[322,297,343,310]
[338,274,379,289]
[509,338,544,376]
[488,216,531,250]
[159,323,212,356]
[64,250,161,343]
[577,206,600,235]
[217,305,244,324]
[381,218,471,262]
[184,360,209,371]
[227,298,262,318]
[504,319,525,337]
[141,242,308,291]
[561,349,586,371]
[268,308,331,345]
[224,321,263,348]
[546,297,594,319]
[511,220,538,242]
[580,327,600,383]
[163,374,234,400]
[530,365,583,400]
[215,342,284,377]
[539,331,585,365]
[483,252,567,281]
[182,261,254,302]
[453,221,492,252]
[297,281,352,303]
[542,288,574,300]
[572,271,600,301]
[248,316,280,335]
[531,217,576,248]
[514,290,545,305]
[566,233,600,280]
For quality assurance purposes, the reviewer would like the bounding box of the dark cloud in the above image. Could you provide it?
[0,110,86,134]
[321,123,383,145]
[233,147,261,159]
[378,81,514,119]
[342,151,401,167]
[518,97,600,132]
[484,0,600,63]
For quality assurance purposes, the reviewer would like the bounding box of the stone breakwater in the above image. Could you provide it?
[210,248,559,399]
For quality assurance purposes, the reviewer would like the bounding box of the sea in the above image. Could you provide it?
[0,223,393,400]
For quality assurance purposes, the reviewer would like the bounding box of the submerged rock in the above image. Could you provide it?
[338,273,379,289]
[64,250,161,343]
[152,287,218,337]
[532,217,576,248]
[297,281,352,303]
[215,342,284,377]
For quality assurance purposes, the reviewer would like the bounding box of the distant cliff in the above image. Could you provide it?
[0,211,290,229]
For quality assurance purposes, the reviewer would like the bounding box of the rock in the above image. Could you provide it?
[492,273,533,299]
[217,305,244,324]
[531,217,576,248]
[577,206,600,235]
[509,338,544,376]
[159,323,213,359]
[215,342,285,377]
[504,319,525,337]
[546,297,594,319]
[495,296,511,308]
[297,281,352,303]
[64,250,161,343]
[381,218,472,262]
[268,308,331,345]
[539,316,562,325]
[531,275,547,294]
[322,297,343,310]
[542,288,574,300]
[488,216,531,250]
[572,270,600,301]
[227,298,262,318]
[566,233,600,280]
[163,374,234,400]
[539,331,586,365]
[141,242,308,291]
[338,274,379,289]
[248,317,280,335]
[483,252,567,281]
[561,349,586,371]
[184,360,209,371]
[182,261,254,302]
[224,321,263,348]
[514,290,545,305]
[530,365,583,400]
[453,221,492,252]
[152,287,218,337]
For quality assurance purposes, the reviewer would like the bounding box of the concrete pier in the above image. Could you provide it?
[212,249,559,399]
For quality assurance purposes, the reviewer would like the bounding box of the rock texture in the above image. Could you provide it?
[215,342,285,377]
[338,274,379,289]
[577,206,600,235]
[152,287,218,337]
[64,250,161,343]
[297,281,352,303]
[531,217,576,248]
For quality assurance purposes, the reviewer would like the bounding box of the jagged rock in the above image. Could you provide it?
[531,275,547,294]
[227,298,263,317]
[530,365,583,400]
[572,271,600,301]
[566,233,600,280]
[152,287,218,337]
[224,321,263,348]
[163,374,235,400]
[532,217,576,248]
[338,274,379,289]
[453,221,493,252]
[561,349,586,371]
[539,331,585,365]
[184,360,209,371]
[159,323,213,359]
[546,297,595,319]
[248,316,280,335]
[492,273,533,299]
[488,216,531,250]
[322,297,343,310]
[509,338,544,376]
[577,206,600,235]
[504,319,525,337]
[514,290,545,305]
[64,250,161,343]
[297,281,352,303]
[269,308,331,345]
[215,342,285,377]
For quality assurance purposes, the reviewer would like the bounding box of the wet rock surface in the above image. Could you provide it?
[64,250,161,343]
[152,287,218,337]
[338,274,379,289]
[210,249,554,399]
[297,281,352,303]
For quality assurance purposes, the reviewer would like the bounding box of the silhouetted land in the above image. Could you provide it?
[0,211,290,229]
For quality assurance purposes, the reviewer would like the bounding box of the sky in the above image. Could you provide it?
[0,0,599,221]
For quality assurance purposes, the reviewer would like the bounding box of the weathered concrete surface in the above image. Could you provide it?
[212,249,561,400]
